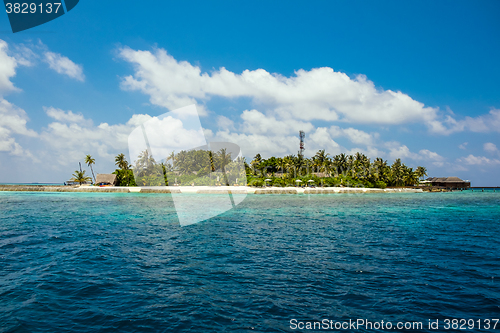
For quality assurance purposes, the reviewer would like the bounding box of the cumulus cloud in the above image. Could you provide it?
[40,108,151,166]
[457,154,500,166]
[385,143,444,166]
[459,142,468,150]
[387,145,418,161]
[43,51,85,81]
[0,98,37,158]
[117,47,458,162]
[117,46,500,138]
[0,40,37,159]
[435,109,500,135]
[39,106,211,173]
[329,126,378,146]
[239,109,314,136]
[0,40,20,94]
[0,38,85,85]
[211,131,300,159]
[118,47,445,128]
[11,43,38,67]
[216,115,235,131]
[484,142,498,155]
[45,106,90,124]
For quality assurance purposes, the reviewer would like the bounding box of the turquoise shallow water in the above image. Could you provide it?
[0,191,499,332]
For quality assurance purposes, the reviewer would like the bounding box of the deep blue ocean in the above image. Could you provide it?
[1,191,499,332]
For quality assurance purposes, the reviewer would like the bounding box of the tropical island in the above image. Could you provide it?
[0,149,474,194]
[70,149,429,189]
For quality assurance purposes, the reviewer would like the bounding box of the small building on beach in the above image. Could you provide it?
[95,174,117,186]
[426,177,470,189]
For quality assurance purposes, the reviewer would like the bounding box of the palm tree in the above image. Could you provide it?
[353,152,370,180]
[391,158,405,186]
[313,149,330,173]
[217,148,232,170]
[85,154,96,183]
[251,153,262,168]
[115,153,129,170]
[404,167,419,186]
[372,157,389,183]
[216,148,233,185]
[166,151,176,169]
[416,166,428,180]
[283,155,296,177]
[70,170,92,185]
[332,153,348,176]
[275,157,284,176]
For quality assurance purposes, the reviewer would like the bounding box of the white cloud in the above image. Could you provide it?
[385,143,444,166]
[0,39,92,163]
[458,154,500,166]
[1,38,86,89]
[239,109,314,136]
[419,149,446,167]
[484,142,498,155]
[387,144,419,161]
[419,149,445,161]
[205,106,444,164]
[459,142,468,150]
[216,115,235,131]
[40,108,150,166]
[435,109,500,135]
[307,127,341,155]
[45,106,90,124]
[329,126,378,146]
[0,40,20,94]
[43,51,85,82]
[0,41,37,159]
[212,131,299,159]
[11,43,38,67]
[0,98,37,158]
[0,99,37,137]
[0,42,43,167]
[39,107,212,173]
[117,46,500,138]
[118,47,445,128]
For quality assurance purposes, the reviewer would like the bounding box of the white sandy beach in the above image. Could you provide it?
[104,185,423,194]
[0,184,423,194]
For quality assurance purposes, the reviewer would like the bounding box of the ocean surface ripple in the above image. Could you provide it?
[1,192,499,332]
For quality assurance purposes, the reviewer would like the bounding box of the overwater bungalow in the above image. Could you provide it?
[426,177,471,189]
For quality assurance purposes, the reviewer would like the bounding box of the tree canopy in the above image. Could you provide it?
[104,149,428,188]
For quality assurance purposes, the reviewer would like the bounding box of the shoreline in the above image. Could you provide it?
[0,185,424,194]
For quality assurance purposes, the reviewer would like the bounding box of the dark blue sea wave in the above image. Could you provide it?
[0,192,499,332]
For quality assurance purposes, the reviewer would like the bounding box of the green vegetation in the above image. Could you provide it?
[77,149,428,188]
[70,170,92,185]
[245,150,428,188]
[122,148,246,186]
[113,153,136,186]
[84,154,96,183]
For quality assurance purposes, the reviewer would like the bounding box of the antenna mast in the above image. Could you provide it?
[299,130,305,158]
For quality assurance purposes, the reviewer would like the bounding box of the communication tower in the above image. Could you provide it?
[299,130,305,157]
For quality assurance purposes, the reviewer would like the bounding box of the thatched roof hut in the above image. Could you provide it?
[426,177,470,188]
[95,174,117,186]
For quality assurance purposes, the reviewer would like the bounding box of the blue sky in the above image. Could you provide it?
[0,0,499,185]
